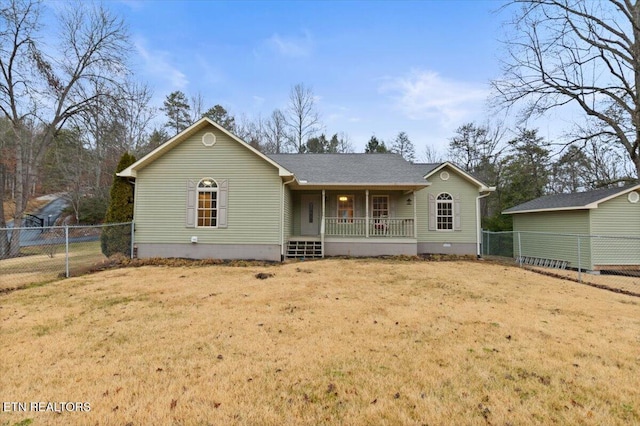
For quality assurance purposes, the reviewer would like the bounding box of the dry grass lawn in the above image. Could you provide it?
[0,259,639,425]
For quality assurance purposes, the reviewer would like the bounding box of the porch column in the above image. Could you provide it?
[413,190,417,238]
[321,189,326,257]
[365,189,369,238]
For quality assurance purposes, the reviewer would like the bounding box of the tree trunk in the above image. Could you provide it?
[0,163,9,258]
[9,142,27,257]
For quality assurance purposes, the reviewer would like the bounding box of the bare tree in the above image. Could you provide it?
[119,81,155,154]
[584,136,635,187]
[336,132,354,153]
[549,145,591,193]
[448,122,505,172]
[390,131,416,162]
[285,83,321,153]
[49,128,91,223]
[422,145,443,163]
[189,92,205,124]
[493,0,640,177]
[235,113,265,151]
[263,109,288,153]
[0,0,131,257]
[73,80,153,189]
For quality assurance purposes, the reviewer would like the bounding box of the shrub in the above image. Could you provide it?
[101,153,136,257]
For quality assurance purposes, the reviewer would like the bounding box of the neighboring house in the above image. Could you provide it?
[503,184,640,271]
[117,118,494,261]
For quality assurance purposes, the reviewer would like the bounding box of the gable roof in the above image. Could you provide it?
[267,153,429,187]
[116,119,493,191]
[412,162,441,176]
[117,117,293,178]
[413,161,495,191]
[503,184,640,214]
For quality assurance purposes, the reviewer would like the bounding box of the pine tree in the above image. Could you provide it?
[364,136,387,153]
[161,91,191,136]
[101,152,136,257]
[202,104,236,131]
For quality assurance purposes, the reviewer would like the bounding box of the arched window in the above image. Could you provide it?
[197,178,218,227]
[436,193,453,230]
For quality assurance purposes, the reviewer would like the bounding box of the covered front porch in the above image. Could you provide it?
[286,188,419,258]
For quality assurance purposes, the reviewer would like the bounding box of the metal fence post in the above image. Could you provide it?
[130,221,135,259]
[65,224,70,278]
[517,231,522,267]
[577,235,582,283]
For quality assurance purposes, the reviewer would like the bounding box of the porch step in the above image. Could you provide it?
[286,239,322,259]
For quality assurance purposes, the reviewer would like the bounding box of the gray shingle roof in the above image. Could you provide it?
[412,163,441,177]
[267,153,429,185]
[503,185,638,214]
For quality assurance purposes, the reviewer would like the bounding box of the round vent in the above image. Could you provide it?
[628,191,639,203]
[202,132,216,147]
[440,171,450,181]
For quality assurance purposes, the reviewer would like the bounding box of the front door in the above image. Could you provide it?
[300,194,321,235]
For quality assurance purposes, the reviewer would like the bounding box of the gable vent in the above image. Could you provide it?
[202,132,216,147]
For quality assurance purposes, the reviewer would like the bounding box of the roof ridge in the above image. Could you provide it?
[504,184,640,214]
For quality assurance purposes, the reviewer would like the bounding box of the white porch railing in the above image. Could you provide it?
[324,217,414,238]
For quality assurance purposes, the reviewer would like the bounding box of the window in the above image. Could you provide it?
[197,178,218,227]
[372,195,389,218]
[337,195,354,222]
[436,193,453,230]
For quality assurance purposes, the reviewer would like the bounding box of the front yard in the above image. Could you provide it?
[0,259,638,425]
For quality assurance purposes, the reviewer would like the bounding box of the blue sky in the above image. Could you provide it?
[109,0,509,156]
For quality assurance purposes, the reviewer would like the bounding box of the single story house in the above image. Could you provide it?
[117,118,494,261]
[503,184,640,271]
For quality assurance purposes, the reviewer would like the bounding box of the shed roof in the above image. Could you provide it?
[503,184,640,214]
[267,153,429,186]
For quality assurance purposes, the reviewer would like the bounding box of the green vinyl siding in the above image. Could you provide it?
[283,185,293,240]
[134,125,282,245]
[512,211,591,269]
[589,194,640,267]
[394,191,414,218]
[590,194,640,236]
[416,166,478,244]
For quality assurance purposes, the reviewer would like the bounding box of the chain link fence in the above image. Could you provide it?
[482,230,640,295]
[0,222,133,290]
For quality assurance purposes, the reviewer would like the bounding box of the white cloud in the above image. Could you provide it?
[379,70,489,125]
[118,0,146,11]
[134,37,188,90]
[264,31,313,58]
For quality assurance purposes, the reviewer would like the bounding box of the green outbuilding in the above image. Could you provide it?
[503,185,640,272]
